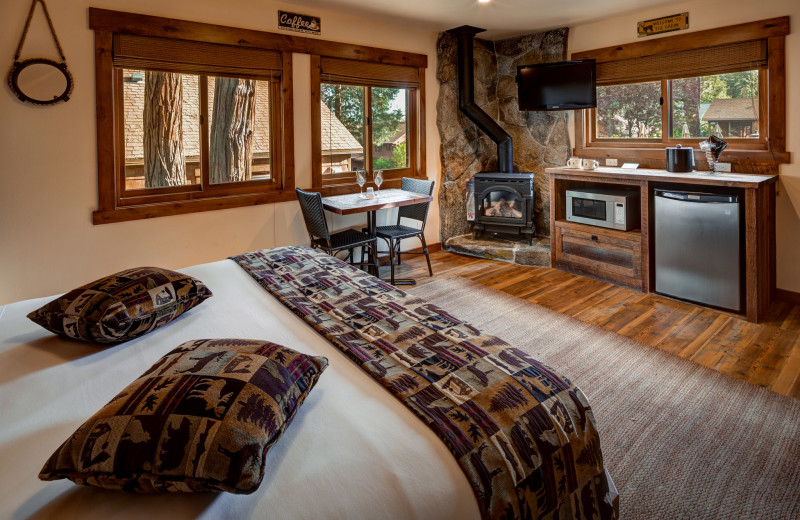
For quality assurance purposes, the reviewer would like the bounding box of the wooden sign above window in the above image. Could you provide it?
[637,12,689,37]
[278,11,320,35]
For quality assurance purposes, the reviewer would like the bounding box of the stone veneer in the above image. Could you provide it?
[436,28,570,245]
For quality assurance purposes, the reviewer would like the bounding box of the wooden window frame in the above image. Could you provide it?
[91,11,295,224]
[572,17,790,174]
[90,8,428,221]
[311,56,427,197]
[113,72,284,206]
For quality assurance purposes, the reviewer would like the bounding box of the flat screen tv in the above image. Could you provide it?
[517,59,596,111]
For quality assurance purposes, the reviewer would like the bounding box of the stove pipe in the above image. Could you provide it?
[447,25,514,173]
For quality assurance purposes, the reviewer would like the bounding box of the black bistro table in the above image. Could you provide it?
[321,188,433,284]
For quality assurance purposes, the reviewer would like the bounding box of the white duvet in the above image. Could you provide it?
[0,259,480,520]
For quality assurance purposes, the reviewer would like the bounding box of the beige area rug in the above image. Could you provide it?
[412,277,800,520]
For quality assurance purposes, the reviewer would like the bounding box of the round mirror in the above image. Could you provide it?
[8,58,73,105]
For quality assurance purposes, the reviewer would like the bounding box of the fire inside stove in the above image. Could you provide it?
[482,195,523,219]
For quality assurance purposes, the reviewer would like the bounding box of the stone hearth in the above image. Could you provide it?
[446,234,550,267]
[435,28,571,246]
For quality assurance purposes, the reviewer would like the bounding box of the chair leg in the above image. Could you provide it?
[389,238,396,285]
[420,234,433,277]
[371,242,379,277]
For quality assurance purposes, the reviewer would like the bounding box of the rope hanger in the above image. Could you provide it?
[13,0,67,64]
[8,0,72,105]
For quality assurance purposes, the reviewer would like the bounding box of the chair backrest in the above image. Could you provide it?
[398,177,435,227]
[295,188,330,243]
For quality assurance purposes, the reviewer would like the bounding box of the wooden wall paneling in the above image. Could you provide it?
[767,36,787,159]
[751,183,777,320]
[768,184,776,304]
[418,67,426,179]
[94,31,115,215]
[310,55,322,190]
[281,52,295,193]
[89,8,428,68]
[549,173,558,268]
[745,187,758,321]
[640,179,651,293]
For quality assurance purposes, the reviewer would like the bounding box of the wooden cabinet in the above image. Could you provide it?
[546,166,777,322]
[553,220,642,290]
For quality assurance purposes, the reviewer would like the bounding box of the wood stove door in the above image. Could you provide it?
[476,186,527,224]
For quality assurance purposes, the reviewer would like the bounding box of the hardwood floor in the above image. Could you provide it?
[384,250,800,400]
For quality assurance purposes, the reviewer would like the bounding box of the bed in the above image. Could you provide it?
[0,247,615,519]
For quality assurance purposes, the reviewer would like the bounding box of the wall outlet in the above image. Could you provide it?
[715,162,732,172]
[606,158,618,166]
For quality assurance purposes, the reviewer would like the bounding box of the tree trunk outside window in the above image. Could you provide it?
[210,78,257,183]
[144,71,186,187]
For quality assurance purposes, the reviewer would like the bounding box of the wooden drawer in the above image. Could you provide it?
[553,221,642,289]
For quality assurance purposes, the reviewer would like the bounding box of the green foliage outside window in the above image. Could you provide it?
[321,84,403,145]
[596,70,759,140]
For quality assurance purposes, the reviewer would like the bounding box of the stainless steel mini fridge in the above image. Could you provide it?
[654,189,741,311]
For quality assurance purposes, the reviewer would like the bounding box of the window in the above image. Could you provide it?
[573,17,789,171]
[91,18,294,224]
[121,71,277,192]
[311,56,425,194]
[595,70,761,141]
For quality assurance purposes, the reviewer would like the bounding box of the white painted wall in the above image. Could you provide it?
[2,0,796,303]
[0,0,441,304]
[567,0,800,293]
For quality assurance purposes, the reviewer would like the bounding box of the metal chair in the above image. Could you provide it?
[375,177,435,284]
[295,188,378,274]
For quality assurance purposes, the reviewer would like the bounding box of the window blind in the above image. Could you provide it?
[113,34,282,78]
[320,57,419,87]
[596,39,767,85]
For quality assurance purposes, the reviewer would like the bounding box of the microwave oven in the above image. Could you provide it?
[566,187,640,231]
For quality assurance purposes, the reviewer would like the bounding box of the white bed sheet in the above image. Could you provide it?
[0,259,480,520]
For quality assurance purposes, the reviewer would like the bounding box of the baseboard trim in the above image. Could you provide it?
[376,242,442,266]
[776,288,800,305]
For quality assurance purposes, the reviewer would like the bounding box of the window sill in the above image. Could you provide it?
[93,190,297,224]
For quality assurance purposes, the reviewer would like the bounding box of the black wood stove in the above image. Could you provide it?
[449,26,536,245]
[472,172,535,244]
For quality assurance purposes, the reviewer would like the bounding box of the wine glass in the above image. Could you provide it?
[374,170,383,197]
[355,169,367,197]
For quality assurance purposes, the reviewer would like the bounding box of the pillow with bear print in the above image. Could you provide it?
[39,338,328,493]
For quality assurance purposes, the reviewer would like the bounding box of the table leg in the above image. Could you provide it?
[367,211,378,277]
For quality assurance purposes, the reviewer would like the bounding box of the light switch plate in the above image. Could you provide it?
[606,158,618,166]
[715,162,732,172]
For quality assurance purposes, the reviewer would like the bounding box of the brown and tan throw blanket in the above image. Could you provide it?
[232,246,615,519]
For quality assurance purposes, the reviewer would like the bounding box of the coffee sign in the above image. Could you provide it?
[278,11,320,35]
[637,12,689,37]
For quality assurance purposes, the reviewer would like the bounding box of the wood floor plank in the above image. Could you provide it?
[741,328,800,387]
[772,331,800,395]
[395,250,800,400]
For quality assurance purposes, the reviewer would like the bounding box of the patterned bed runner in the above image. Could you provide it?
[232,247,615,519]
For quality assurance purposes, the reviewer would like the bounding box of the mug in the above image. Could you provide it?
[581,159,599,170]
[567,157,581,168]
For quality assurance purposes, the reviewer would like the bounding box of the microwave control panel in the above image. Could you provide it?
[615,202,626,224]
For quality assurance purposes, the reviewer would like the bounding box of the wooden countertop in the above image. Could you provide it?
[545,166,777,188]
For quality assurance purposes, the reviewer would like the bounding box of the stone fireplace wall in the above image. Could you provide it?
[436,29,570,244]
